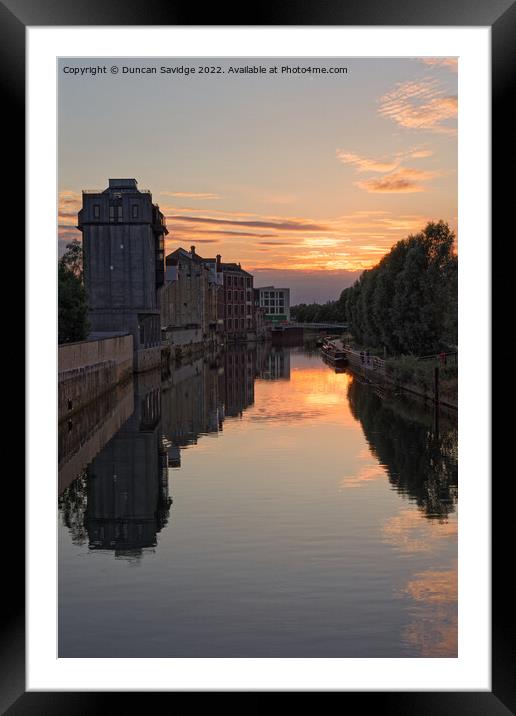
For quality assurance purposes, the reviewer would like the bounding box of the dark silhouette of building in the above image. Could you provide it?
[78,178,167,372]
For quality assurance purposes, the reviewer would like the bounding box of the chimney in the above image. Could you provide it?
[216,254,221,271]
[190,245,196,256]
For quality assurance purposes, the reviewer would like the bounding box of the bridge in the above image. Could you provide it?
[287,322,349,330]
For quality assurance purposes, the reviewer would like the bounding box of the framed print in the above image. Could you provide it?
[6,0,510,709]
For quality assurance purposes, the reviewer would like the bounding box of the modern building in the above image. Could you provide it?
[254,286,290,323]
[78,178,167,372]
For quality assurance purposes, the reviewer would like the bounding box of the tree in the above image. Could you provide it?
[340,221,457,355]
[58,240,89,344]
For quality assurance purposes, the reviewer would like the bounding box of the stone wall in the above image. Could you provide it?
[58,334,133,420]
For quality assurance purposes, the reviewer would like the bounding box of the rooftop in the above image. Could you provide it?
[83,178,151,194]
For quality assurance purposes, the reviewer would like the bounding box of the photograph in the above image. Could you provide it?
[56,56,458,659]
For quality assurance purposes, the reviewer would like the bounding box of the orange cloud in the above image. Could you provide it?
[408,148,434,159]
[336,150,399,173]
[167,215,327,231]
[355,167,439,194]
[336,147,434,175]
[58,186,453,273]
[420,57,458,72]
[379,78,457,134]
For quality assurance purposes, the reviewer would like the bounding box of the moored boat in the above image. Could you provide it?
[320,338,347,366]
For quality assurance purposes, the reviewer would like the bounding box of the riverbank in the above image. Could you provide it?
[332,342,457,410]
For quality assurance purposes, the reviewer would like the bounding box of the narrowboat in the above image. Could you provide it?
[320,338,347,366]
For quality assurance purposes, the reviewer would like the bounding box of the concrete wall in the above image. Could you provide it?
[59,334,133,420]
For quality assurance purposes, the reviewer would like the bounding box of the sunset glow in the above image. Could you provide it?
[59,57,457,302]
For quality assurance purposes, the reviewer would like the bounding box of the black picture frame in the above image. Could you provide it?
[7,0,508,710]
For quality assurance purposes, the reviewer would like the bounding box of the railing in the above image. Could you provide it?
[417,351,458,365]
[341,345,385,373]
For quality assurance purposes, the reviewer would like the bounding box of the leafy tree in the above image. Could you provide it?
[58,240,89,343]
[340,221,457,355]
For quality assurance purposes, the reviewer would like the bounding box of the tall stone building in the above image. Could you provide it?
[78,178,167,372]
[160,246,222,353]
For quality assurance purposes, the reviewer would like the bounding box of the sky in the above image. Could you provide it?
[58,57,457,304]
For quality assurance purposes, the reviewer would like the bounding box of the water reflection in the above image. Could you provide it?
[60,371,172,559]
[58,377,134,495]
[59,345,458,656]
[347,377,458,520]
[342,374,458,656]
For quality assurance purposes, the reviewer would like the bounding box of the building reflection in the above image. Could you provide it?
[256,345,291,380]
[86,371,172,558]
[160,344,283,466]
[161,357,223,465]
[60,343,290,556]
[58,377,134,495]
[222,344,256,417]
[60,371,172,559]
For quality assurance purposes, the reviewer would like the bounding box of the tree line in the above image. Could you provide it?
[58,240,89,344]
[292,221,457,356]
[290,299,346,324]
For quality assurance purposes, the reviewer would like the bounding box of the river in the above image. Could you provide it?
[58,343,458,657]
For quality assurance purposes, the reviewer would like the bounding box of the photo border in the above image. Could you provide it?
[6,0,508,709]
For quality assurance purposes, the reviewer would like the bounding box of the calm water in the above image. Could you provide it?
[58,344,458,657]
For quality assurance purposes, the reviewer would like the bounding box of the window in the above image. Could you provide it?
[132,204,139,219]
[110,205,122,221]
[228,319,232,330]
[93,204,100,218]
